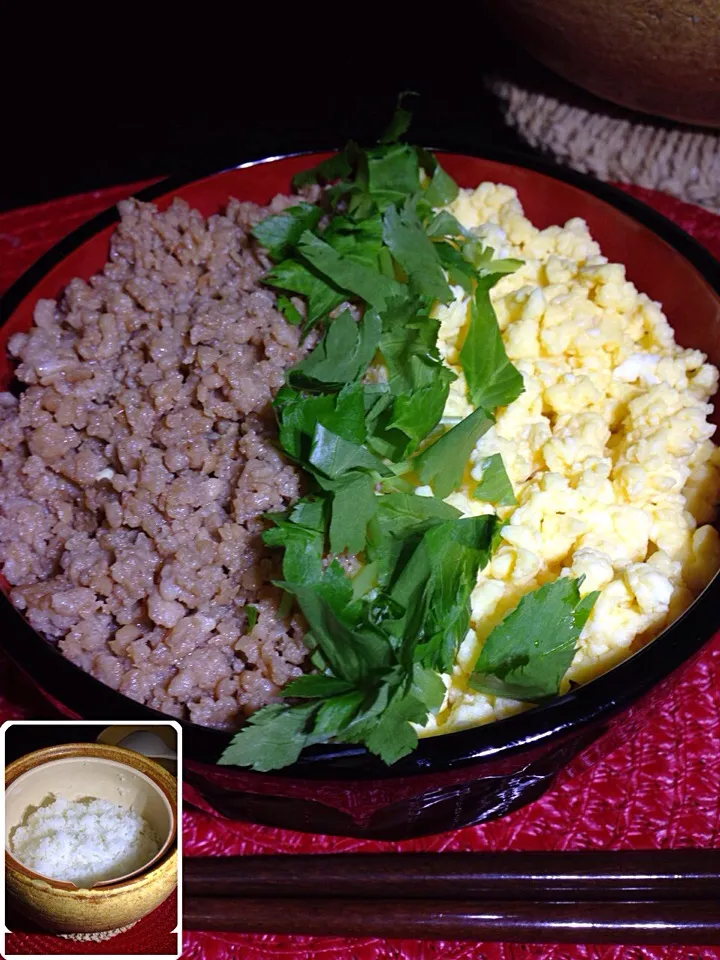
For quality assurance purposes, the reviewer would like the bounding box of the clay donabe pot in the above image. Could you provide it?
[495,0,720,127]
[5,743,178,933]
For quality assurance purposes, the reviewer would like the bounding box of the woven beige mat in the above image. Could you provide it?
[488,77,720,213]
[58,920,138,941]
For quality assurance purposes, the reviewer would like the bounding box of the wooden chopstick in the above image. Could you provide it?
[183,897,720,944]
[184,851,720,902]
[183,852,720,943]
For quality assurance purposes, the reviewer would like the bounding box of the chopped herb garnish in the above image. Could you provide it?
[415,406,494,500]
[379,91,418,145]
[289,310,381,391]
[219,702,319,772]
[470,577,600,702]
[459,275,525,411]
[275,294,303,326]
[309,422,391,479]
[263,259,345,330]
[392,515,498,674]
[424,163,460,207]
[322,470,378,556]
[382,199,453,303]
[262,501,325,585]
[218,101,592,774]
[251,203,322,260]
[245,604,258,630]
[297,231,405,312]
[426,209,471,239]
[473,453,516,507]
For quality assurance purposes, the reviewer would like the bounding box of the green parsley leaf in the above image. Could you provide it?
[309,422,391,479]
[329,679,394,746]
[375,492,461,534]
[414,145,438,177]
[361,686,427,764]
[412,516,497,672]
[218,701,318,771]
[470,577,600,702]
[323,214,385,269]
[378,91,417,144]
[426,210,471,239]
[366,144,422,206]
[383,373,454,456]
[415,406,494,499]
[287,585,393,685]
[460,240,520,274]
[262,502,325,585]
[367,492,461,585]
[275,382,367,458]
[346,184,376,221]
[362,382,395,440]
[411,663,447,713]
[289,310,381,390]
[289,498,325,528]
[434,241,477,294]
[390,515,497,673]
[480,257,525,276]
[297,231,405,311]
[382,199,453,304]
[319,556,357,603]
[274,388,332,459]
[459,276,525,411]
[251,203,322,260]
[491,517,508,555]
[275,294,303,326]
[473,453,516,506]
[245,604,258,630]
[283,674,355,698]
[320,470,378,555]
[263,259,345,328]
[292,150,354,189]
[311,690,367,737]
[318,382,369,443]
[377,295,451,398]
[423,163,459,206]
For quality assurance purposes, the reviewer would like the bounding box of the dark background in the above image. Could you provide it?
[4,723,115,763]
[4,722,178,764]
[2,30,541,214]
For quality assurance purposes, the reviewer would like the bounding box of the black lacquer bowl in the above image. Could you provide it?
[2,149,719,839]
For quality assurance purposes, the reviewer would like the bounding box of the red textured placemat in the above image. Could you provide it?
[1,180,720,960]
[5,890,178,955]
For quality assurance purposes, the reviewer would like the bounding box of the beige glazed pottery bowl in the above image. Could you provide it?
[4,743,178,933]
[496,0,720,127]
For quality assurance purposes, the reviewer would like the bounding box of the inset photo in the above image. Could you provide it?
[2,720,181,959]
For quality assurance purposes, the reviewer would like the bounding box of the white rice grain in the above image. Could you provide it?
[10,795,159,887]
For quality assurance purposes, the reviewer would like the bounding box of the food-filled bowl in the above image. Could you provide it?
[4,743,177,932]
[1,148,719,840]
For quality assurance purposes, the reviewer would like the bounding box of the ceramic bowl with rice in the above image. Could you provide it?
[4,742,177,934]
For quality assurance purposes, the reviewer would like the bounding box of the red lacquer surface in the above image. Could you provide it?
[1,173,720,959]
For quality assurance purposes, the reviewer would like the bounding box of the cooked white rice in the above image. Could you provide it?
[10,795,160,887]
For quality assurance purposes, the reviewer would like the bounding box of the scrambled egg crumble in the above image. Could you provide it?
[420,182,720,736]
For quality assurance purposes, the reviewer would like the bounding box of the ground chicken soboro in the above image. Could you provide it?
[0,194,319,729]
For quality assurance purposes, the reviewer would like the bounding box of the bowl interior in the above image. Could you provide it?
[5,755,175,887]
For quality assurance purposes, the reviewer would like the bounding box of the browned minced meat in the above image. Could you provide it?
[0,193,320,729]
